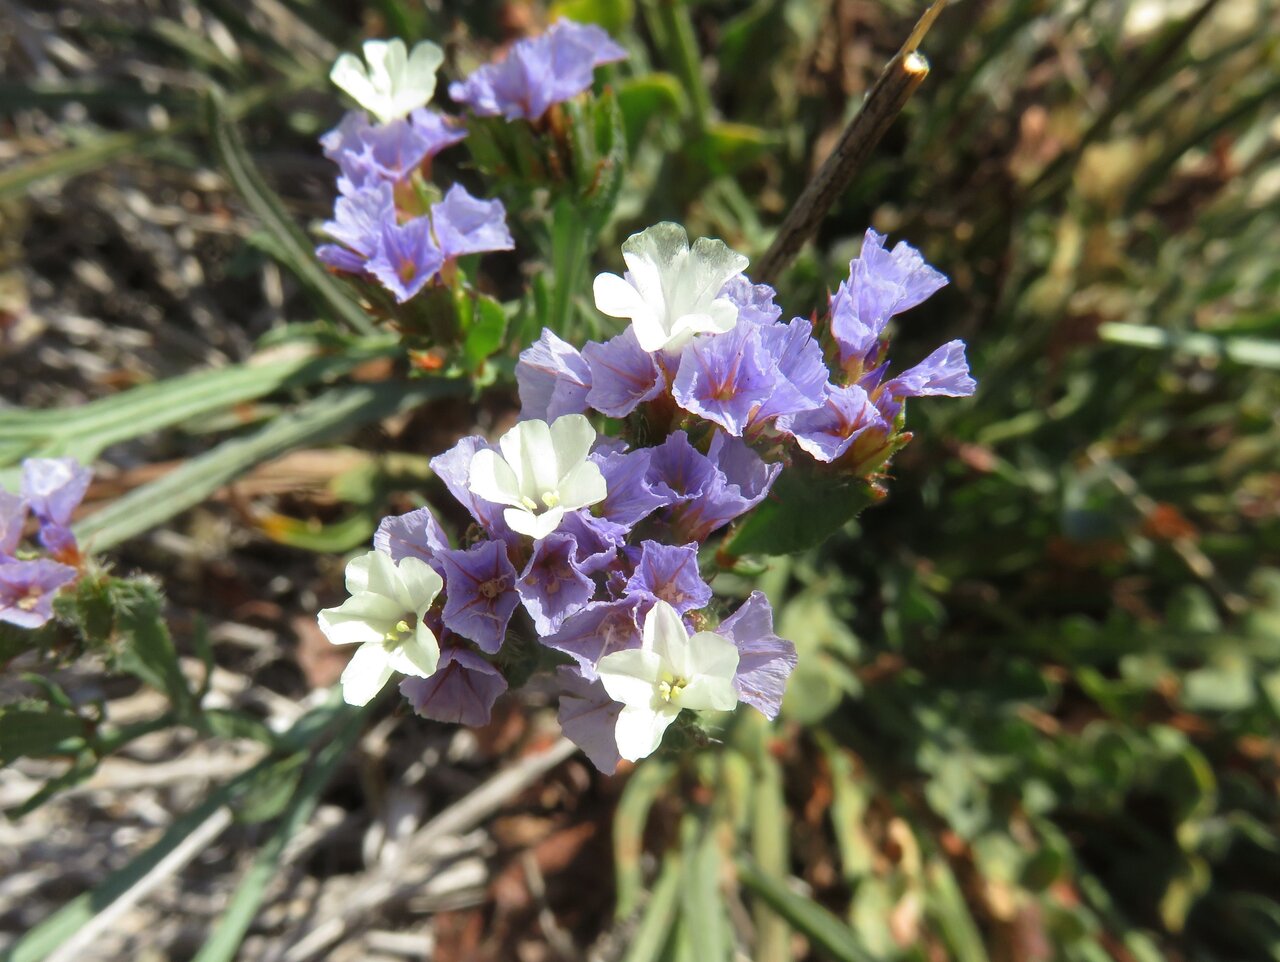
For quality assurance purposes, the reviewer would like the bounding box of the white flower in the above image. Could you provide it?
[330,38,444,124]
[468,414,607,541]
[592,222,750,353]
[597,600,740,762]
[318,550,443,706]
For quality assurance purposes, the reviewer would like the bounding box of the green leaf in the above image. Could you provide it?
[73,378,463,550]
[1098,322,1280,369]
[622,852,682,962]
[459,290,510,370]
[617,74,686,150]
[723,470,883,558]
[550,0,634,33]
[0,704,86,766]
[204,88,376,336]
[614,758,675,918]
[690,122,780,176]
[111,579,199,719]
[229,753,306,824]
[681,818,730,962]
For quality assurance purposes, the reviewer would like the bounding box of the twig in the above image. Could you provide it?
[277,737,578,962]
[754,0,946,285]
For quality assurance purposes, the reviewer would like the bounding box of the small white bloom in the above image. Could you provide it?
[597,600,740,762]
[468,414,607,541]
[318,550,443,706]
[330,38,444,124]
[592,222,750,354]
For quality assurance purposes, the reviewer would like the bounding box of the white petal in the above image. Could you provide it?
[340,642,394,706]
[330,53,376,108]
[623,222,690,271]
[666,312,717,351]
[548,414,596,476]
[688,236,749,305]
[387,626,440,678]
[468,448,524,507]
[362,39,395,91]
[685,630,740,680]
[598,647,665,706]
[614,704,678,761]
[643,600,690,677]
[343,551,373,595]
[678,674,739,712]
[500,419,559,498]
[318,593,402,646]
[592,271,648,321]
[504,505,565,540]
[405,41,443,97]
[391,555,443,613]
[361,549,402,600]
[555,461,607,511]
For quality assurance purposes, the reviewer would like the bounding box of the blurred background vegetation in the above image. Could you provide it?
[1,0,1278,960]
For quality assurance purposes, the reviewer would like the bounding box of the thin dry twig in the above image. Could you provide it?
[754,0,947,284]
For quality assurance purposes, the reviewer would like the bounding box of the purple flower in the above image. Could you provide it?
[366,215,445,302]
[317,181,395,274]
[430,436,518,546]
[541,597,643,680]
[517,533,594,634]
[661,432,781,542]
[720,274,782,327]
[644,431,719,504]
[0,492,27,559]
[400,646,507,726]
[830,229,948,368]
[624,541,711,614]
[717,591,797,719]
[749,318,829,427]
[430,184,514,260]
[556,667,623,774]
[448,20,627,122]
[437,541,520,653]
[0,559,77,629]
[777,383,888,463]
[672,324,777,437]
[374,506,449,571]
[321,109,466,188]
[882,339,977,399]
[582,327,665,418]
[592,447,675,528]
[556,510,624,575]
[516,329,592,422]
[22,458,91,528]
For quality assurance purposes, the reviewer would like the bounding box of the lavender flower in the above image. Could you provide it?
[517,533,594,634]
[437,541,520,653]
[717,591,797,719]
[556,667,623,774]
[21,457,91,557]
[582,327,665,418]
[748,318,829,427]
[624,541,712,615]
[516,329,592,422]
[429,184,515,260]
[0,491,27,559]
[400,645,507,726]
[672,324,777,437]
[449,20,627,122]
[721,274,783,326]
[649,432,780,543]
[592,447,675,528]
[777,383,888,463]
[366,215,445,302]
[430,436,519,546]
[317,181,396,274]
[542,597,644,680]
[374,506,449,570]
[321,109,466,187]
[0,559,78,629]
[882,339,977,399]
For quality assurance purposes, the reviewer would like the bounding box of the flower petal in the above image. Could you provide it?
[340,642,394,706]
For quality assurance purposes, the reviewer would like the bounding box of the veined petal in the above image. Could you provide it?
[593,271,649,320]
[343,551,373,595]
[614,704,678,761]
[361,549,403,600]
[469,448,524,507]
[340,642,394,706]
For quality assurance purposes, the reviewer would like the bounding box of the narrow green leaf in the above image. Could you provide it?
[1098,322,1280,369]
[204,88,376,335]
[614,758,675,917]
[681,818,730,962]
[752,740,793,962]
[622,852,683,962]
[0,704,86,766]
[73,379,464,550]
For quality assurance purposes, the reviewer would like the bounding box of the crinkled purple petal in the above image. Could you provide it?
[374,506,450,570]
[830,229,948,367]
[322,109,466,188]
[777,383,887,463]
[672,324,777,437]
[319,181,395,272]
[718,591,797,719]
[720,274,782,327]
[556,667,622,774]
[367,215,444,302]
[750,317,829,426]
[582,327,665,418]
[430,184,514,260]
[592,447,676,527]
[437,541,520,653]
[883,339,976,398]
[0,559,77,629]
[556,510,624,576]
[21,458,92,528]
[624,541,711,614]
[541,598,643,681]
[0,491,27,558]
[430,436,519,545]
[400,647,507,727]
[670,433,780,542]
[516,328,592,422]
[644,430,717,503]
[517,533,594,634]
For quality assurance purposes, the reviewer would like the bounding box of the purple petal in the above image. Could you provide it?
[374,506,450,569]
[556,510,624,576]
[718,591,797,719]
[319,181,395,271]
[517,534,594,634]
[672,325,777,437]
[624,541,711,614]
[720,274,782,327]
[430,436,519,545]
[430,184,514,260]
[0,559,77,629]
[437,540,520,653]
[593,447,676,527]
[516,328,593,422]
[541,597,643,680]
[400,647,507,727]
[582,327,666,418]
[883,339,976,398]
[556,666,622,774]
[367,215,445,302]
[644,430,718,504]
[670,433,780,542]
[0,491,27,558]
[750,317,829,426]
[21,458,92,528]
[777,383,887,463]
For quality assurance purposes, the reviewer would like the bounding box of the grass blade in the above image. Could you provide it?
[1098,322,1280,369]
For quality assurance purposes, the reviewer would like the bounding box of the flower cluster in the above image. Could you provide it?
[1,459,90,628]
[318,223,975,771]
